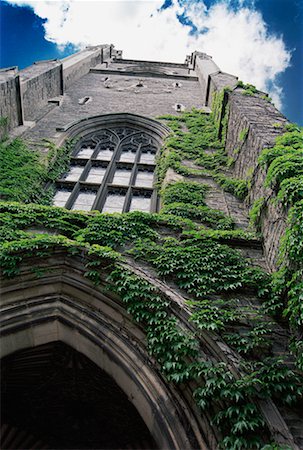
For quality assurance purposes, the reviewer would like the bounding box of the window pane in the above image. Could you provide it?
[58,127,158,214]
[103,194,126,213]
[129,196,151,212]
[86,167,107,183]
[119,150,136,163]
[76,148,94,159]
[72,191,96,211]
[135,171,154,188]
[64,165,84,181]
[112,169,132,186]
[53,189,71,207]
[140,151,155,164]
[96,149,114,161]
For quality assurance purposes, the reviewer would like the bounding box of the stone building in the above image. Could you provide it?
[0,45,302,449]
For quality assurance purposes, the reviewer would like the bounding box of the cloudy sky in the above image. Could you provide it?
[0,0,302,124]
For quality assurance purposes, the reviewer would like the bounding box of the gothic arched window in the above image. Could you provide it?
[53,124,160,213]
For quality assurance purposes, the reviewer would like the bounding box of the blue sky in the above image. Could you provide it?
[0,0,302,124]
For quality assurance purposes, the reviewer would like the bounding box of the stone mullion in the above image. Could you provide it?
[123,143,142,212]
[92,136,121,211]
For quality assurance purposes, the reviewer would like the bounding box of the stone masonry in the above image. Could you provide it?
[1,45,301,449]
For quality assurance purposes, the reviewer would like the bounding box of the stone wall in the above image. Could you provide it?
[0,48,293,272]
[0,250,214,450]
[21,72,204,144]
[20,62,63,121]
[0,45,113,131]
[107,58,189,76]
[192,52,219,103]
[62,46,111,90]
[225,90,289,270]
[0,70,23,131]
[207,72,238,107]
[197,69,293,271]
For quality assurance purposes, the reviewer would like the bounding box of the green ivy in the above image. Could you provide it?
[188,298,241,332]
[239,128,249,142]
[129,236,270,298]
[181,228,258,242]
[265,152,303,190]
[157,108,228,180]
[223,321,273,357]
[257,125,303,368]
[0,138,73,204]
[0,234,121,278]
[0,116,9,141]
[74,211,160,248]
[1,97,302,449]
[193,357,302,449]
[249,197,266,231]
[281,201,303,337]
[237,81,258,96]
[211,87,231,143]
[161,180,209,206]
[277,177,303,206]
[213,173,249,200]
[161,202,234,229]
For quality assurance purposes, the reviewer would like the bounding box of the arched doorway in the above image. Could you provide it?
[1,341,157,449]
[0,248,209,450]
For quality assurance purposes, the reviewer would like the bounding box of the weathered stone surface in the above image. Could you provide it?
[207,71,238,106]
[63,45,111,89]
[0,73,23,130]
[0,45,113,132]
[20,71,203,145]
[225,90,289,270]
[0,251,218,450]
[2,48,302,449]
[20,62,63,121]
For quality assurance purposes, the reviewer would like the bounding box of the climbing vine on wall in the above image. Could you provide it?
[0,136,73,204]
[251,123,303,369]
[160,180,235,229]
[1,94,303,449]
[157,107,248,201]
[0,227,302,449]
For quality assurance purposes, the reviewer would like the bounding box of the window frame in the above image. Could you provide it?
[54,125,159,213]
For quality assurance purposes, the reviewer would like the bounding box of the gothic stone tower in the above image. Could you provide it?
[0,45,302,449]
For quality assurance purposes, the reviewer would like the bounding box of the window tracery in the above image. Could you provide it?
[53,125,159,213]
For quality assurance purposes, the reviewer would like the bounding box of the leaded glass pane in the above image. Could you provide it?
[103,193,125,213]
[112,169,132,186]
[53,189,71,207]
[86,167,107,183]
[96,149,114,161]
[76,148,94,159]
[55,123,159,213]
[72,191,96,211]
[64,165,84,181]
[135,171,154,188]
[140,151,156,164]
[119,150,136,163]
[129,195,151,212]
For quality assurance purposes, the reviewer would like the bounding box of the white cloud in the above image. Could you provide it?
[7,0,291,108]
[185,2,291,108]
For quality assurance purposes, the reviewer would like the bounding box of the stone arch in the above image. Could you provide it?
[1,246,295,449]
[56,112,171,146]
[0,249,213,450]
[1,341,158,449]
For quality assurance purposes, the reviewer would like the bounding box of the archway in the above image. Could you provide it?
[1,341,157,449]
[0,249,210,450]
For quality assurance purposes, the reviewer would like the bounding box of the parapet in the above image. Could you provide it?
[0,44,114,131]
